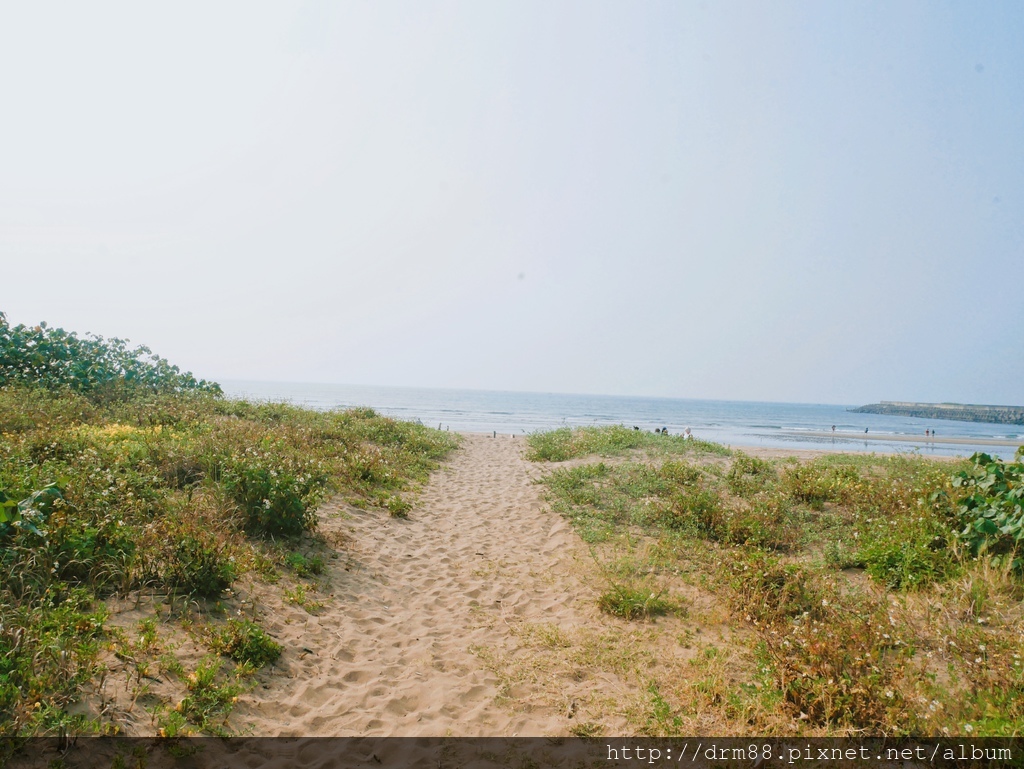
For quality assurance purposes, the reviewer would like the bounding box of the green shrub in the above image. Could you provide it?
[663,488,725,537]
[210,619,282,668]
[823,539,860,570]
[374,491,412,517]
[952,451,1024,572]
[221,447,329,536]
[726,452,777,497]
[284,552,325,577]
[857,517,956,590]
[176,657,243,734]
[724,493,802,550]
[658,460,703,487]
[156,519,236,597]
[0,483,64,540]
[782,462,860,509]
[0,313,220,398]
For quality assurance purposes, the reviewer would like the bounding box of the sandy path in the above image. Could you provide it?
[238,433,594,736]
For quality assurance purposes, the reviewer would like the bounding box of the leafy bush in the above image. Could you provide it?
[663,487,725,536]
[210,619,282,668]
[222,456,327,537]
[153,517,237,597]
[0,483,64,540]
[782,461,860,509]
[725,492,802,550]
[952,451,1024,571]
[857,516,956,590]
[176,657,243,734]
[284,552,325,578]
[726,452,777,497]
[0,313,219,398]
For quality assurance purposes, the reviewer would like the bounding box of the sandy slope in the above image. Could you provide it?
[235,433,599,736]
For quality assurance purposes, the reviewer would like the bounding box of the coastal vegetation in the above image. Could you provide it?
[528,427,1024,736]
[525,424,730,462]
[0,314,458,740]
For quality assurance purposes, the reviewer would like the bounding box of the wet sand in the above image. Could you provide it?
[788,430,1022,447]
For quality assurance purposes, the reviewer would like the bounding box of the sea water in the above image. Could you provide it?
[220,380,1023,460]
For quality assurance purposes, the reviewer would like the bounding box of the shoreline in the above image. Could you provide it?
[462,429,1022,450]
[785,430,1021,447]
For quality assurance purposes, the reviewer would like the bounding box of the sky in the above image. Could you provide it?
[1,1,1022,405]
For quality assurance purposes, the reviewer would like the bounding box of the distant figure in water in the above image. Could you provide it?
[831,425,836,433]
[926,429,930,437]
[865,428,869,434]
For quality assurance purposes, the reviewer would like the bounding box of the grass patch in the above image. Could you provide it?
[284,552,326,578]
[282,583,325,614]
[529,426,1024,735]
[208,619,282,668]
[526,425,730,462]
[174,657,244,736]
[597,583,675,620]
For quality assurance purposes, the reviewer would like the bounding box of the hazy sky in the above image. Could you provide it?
[1,2,1022,405]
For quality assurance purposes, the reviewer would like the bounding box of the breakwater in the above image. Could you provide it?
[851,401,1024,425]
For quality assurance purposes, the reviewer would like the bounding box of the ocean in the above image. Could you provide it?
[220,381,1023,461]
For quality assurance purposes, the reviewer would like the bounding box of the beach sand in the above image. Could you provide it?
[227,433,607,736]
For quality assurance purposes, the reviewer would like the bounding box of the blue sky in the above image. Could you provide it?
[1,1,1021,404]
